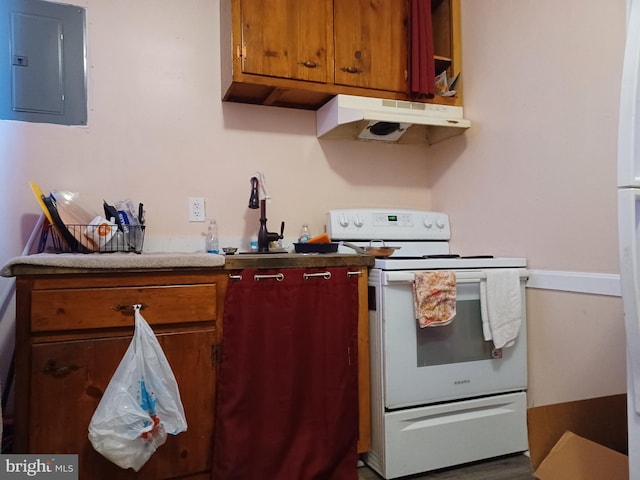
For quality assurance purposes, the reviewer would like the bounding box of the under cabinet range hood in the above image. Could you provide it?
[316,94,470,145]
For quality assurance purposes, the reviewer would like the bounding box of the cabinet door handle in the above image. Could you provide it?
[340,66,363,74]
[298,60,320,69]
[43,360,79,378]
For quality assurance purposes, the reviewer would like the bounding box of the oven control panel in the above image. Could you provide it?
[326,208,450,241]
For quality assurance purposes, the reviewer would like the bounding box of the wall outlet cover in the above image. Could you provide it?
[189,197,206,222]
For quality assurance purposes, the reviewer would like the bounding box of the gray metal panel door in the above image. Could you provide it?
[11,11,64,114]
[0,0,86,125]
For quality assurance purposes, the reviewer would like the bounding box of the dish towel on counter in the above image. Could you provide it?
[480,269,522,349]
[413,271,456,328]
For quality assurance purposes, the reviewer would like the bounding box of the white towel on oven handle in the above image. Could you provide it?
[480,280,492,341]
[480,269,522,349]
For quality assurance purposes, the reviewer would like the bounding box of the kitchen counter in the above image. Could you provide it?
[224,253,374,269]
[0,252,226,276]
[1,252,374,276]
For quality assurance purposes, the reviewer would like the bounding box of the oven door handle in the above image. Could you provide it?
[382,269,528,285]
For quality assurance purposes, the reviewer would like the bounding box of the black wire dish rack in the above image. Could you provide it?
[40,223,146,254]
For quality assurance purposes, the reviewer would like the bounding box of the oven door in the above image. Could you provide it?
[374,268,528,409]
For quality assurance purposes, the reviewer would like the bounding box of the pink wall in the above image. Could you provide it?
[0,0,435,257]
[0,0,627,410]
[0,0,436,404]
[429,0,626,406]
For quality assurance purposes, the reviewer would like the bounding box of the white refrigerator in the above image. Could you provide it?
[619,0,640,477]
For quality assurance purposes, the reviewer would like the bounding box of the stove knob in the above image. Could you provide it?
[353,215,364,228]
[339,215,350,227]
[435,218,446,229]
[423,218,433,229]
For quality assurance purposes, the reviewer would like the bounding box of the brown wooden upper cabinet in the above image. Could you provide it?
[220,0,461,110]
[333,1,408,92]
[239,0,332,84]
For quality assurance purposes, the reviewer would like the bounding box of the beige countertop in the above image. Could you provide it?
[1,252,373,276]
[224,253,374,270]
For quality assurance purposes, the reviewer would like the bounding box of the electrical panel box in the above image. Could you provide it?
[0,0,86,125]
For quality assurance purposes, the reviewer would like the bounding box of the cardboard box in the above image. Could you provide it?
[534,431,628,480]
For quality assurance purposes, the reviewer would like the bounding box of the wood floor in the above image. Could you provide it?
[357,453,535,480]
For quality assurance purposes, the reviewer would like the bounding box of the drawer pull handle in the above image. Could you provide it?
[347,270,362,277]
[43,360,79,378]
[113,303,148,313]
[303,271,331,280]
[229,274,243,280]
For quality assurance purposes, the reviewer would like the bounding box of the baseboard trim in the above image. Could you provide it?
[526,270,621,297]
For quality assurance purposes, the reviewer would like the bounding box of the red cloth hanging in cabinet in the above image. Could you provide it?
[213,267,359,480]
[410,0,436,98]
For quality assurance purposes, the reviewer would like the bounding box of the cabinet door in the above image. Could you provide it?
[334,0,409,92]
[240,0,331,83]
[29,329,216,480]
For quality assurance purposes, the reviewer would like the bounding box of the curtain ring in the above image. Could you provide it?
[254,273,285,281]
[303,271,331,280]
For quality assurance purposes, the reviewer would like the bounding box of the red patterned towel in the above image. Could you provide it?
[413,271,456,328]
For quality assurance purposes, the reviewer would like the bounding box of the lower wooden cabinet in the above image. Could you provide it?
[13,266,370,478]
[14,271,226,480]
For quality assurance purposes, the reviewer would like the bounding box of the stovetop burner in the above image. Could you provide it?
[389,254,495,260]
[424,254,496,259]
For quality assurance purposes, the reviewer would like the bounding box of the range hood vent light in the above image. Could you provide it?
[316,95,470,145]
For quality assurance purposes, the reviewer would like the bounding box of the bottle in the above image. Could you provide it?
[298,223,311,243]
[206,219,219,254]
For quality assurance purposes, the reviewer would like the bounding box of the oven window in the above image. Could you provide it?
[416,282,493,366]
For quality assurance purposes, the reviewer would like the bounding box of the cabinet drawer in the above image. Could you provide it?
[31,284,218,332]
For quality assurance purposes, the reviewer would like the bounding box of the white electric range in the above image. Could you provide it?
[327,208,529,479]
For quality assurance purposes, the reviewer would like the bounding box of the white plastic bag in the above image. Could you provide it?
[88,305,187,471]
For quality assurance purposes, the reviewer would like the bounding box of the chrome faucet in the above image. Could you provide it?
[248,176,284,252]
